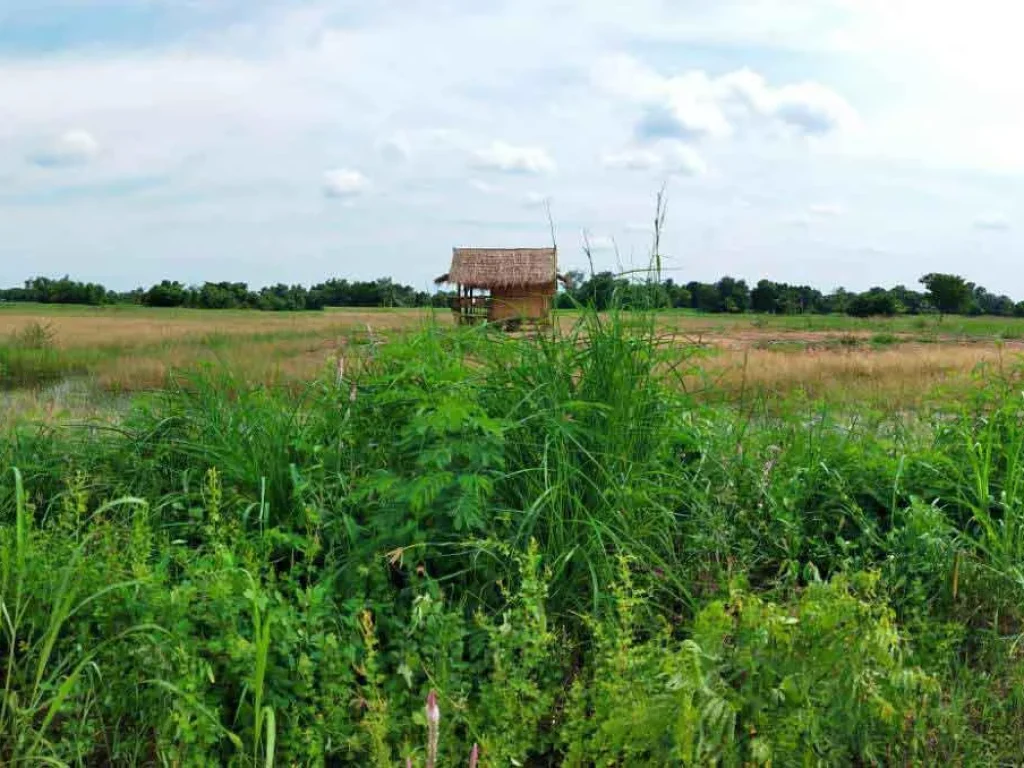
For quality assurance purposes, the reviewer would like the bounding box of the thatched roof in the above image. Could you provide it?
[435,247,559,289]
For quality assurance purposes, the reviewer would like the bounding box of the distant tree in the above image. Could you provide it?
[686,281,720,312]
[564,270,586,290]
[556,270,586,308]
[191,281,250,309]
[143,280,189,307]
[15,275,108,305]
[889,285,927,315]
[8,268,1024,319]
[751,280,780,313]
[971,285,1015,317]
[582,272,626,310]
[847,288,897,317]
[662,279,692,309]
[715,276,750,313]
[823,287,852,315]
[920,273,973,319]
[788,285,826,314]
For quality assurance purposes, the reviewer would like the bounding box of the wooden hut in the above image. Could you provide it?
[435,247,568,329]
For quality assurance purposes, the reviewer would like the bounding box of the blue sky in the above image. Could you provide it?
[1,0,1022,294]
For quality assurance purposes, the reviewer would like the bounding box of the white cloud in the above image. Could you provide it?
[717,70,858,135]
[771,82,859,135]
[602,148,661,171]
[471,141,555,175]
[661,142,707,176]
[598,56,857,144]
[376,134,411,163]
[636,91,733,142]
[1,0,1023,297]
[602,141,705,176]
[322,169,368,198]
[593,54,668,102]
[29,129,99,167]
[974,214,1010,231]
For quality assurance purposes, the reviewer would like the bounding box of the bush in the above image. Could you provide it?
[561,565,941,766]
[5,306,1024,762]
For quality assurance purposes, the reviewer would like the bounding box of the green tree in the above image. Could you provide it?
[143,280,189,307]
[715,276,750,313]
[686,281,721,312]
[751,280,780,313]
[920,273,973,319]
[847,288,897,318]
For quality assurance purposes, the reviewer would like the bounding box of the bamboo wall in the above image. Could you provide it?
[489,283,555,322]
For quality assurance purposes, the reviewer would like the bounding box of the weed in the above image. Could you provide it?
[3,300,1024,762]
[13,321,56,350]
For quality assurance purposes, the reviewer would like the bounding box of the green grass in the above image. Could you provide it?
[653,307,1024,338]
[4,305,1024,763]
[9,300,1024,339]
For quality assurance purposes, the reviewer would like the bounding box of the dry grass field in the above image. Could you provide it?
[3,303,1023,424]
[0,305,438,392]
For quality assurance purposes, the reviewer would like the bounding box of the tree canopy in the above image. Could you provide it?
[4,270,1024,319]
[920,273,974,317]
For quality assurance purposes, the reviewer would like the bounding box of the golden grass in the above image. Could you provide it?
[4,306,1023,416]
[93,336,346,391]
[690,344,1019,409]
[0,307,438,350]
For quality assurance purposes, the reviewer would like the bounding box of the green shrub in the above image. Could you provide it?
[5,306,1024,763]
[562,566,941,766]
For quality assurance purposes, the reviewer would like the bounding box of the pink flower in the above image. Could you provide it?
[426,690,440,768]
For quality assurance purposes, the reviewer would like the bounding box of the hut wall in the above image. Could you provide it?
[489,283,554,321]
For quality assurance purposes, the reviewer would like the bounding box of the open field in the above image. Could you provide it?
[3,303,1023,415]
[0,304,439,398]
[657,308,1024,339]
[5,304,1024,764]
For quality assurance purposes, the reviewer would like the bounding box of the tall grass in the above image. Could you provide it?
[0,322,85,389]
[5,295,1024,761]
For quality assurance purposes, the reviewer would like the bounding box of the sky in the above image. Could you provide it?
[1,0,1022,295]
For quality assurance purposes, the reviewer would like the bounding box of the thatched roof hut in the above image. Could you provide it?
[435,247,566,289]
[435,246,567,328]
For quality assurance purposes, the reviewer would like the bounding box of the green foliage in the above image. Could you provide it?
[921,272,974,317]
[6,302,1024,762]
[0,322,85,388]
[472,540,563,764]
[2,276,109,305]
[562,566,940,766]
[351,331,507,545]
[3,274,443,311]
[3,268,1019,319]
[847,287,898,317]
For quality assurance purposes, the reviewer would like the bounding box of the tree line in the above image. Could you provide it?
[559,271,1018,318]
[0,271,1012,318]
[0,276,448,311]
